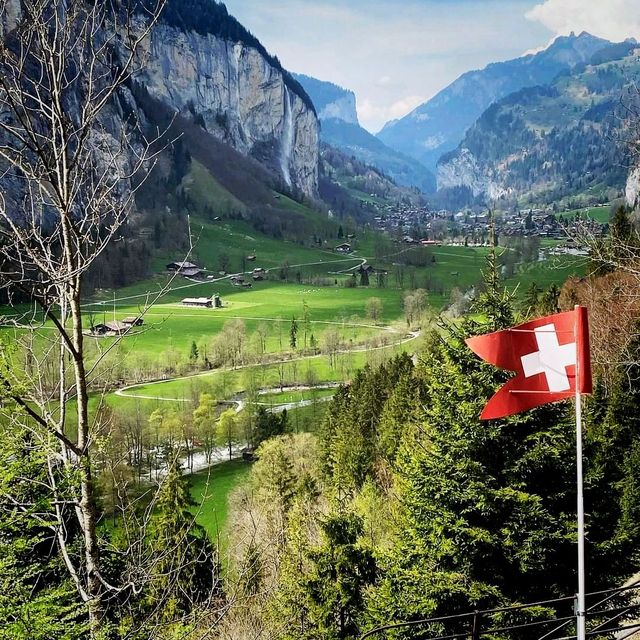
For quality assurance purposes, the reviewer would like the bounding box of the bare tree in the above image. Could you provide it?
[0,0,176,635]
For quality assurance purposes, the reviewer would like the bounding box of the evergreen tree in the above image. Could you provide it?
[255,406,288,446]
[522,282,541,317]
[147,461,219,622]
[189,340,199,363]
[0,423,86,639]
[290,316,299,350]
[539,283,560,315]
[302,514,376,639]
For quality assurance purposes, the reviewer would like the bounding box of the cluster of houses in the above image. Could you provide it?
[371,202,432,234]
[366,197,607,245]
[229,267,267,288]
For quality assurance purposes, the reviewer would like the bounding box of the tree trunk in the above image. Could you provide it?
[70,285,104,634]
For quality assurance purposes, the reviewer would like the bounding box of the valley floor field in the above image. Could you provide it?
[0,221,587,550]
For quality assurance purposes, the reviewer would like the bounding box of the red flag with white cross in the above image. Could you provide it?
[466,307,592,420]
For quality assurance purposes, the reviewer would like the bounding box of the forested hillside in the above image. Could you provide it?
[213,250,640,638]
[437,44,640,207]
[378,31,612,171]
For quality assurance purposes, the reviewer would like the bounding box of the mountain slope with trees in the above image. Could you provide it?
[217,258,640,639]
[437,42,640,207]
[378,32,613,171]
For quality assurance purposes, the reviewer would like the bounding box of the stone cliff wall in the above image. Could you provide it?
[318,93,358,125]
[138,24,319,196]
[437,148,506,200]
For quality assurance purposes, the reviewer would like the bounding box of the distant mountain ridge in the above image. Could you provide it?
[293,73,436,193]
[377,31,613,171]
[436,41,640,206]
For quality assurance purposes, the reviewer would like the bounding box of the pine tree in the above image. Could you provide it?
[148,461,219,622]
[189,340,199,363]
[303,513,376,639]
[0,424,87,640]
[522,282,541,317]
[290,316,299,350]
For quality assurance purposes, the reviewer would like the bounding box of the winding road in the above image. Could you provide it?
[113,328,420,404]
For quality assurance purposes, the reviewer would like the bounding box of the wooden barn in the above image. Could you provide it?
[91,321,129,336]
[181,297,213,308]
[166,260,199,272]
[122,316,144,327]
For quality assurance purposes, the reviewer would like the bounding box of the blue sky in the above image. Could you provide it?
[223,0,640,132]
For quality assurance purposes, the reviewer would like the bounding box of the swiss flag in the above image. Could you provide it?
[466,307,592,420]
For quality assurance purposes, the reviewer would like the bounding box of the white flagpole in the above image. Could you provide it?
[574,305,586,640]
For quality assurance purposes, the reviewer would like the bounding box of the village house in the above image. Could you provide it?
[122,316,144,327]
[166,260,198,272]
[252,267,266,281]
[335,242,352,253]
[90,321,129,336]
[181,297,213,308]
[179,267,205,279]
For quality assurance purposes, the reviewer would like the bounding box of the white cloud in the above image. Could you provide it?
[375,75,392,87]
[359,95,428,131]
[525,0,640,42]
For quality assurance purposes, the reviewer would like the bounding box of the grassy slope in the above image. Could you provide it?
[188,459,252,547]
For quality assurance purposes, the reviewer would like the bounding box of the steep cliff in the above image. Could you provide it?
[137,20,319,197]
[293,74,359,124]
[626,166,640,208]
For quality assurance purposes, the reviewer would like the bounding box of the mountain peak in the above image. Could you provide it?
[293,73,359,125]
[376,30,612,171]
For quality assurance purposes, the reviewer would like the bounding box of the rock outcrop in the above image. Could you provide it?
[626,165,640,208]
[437,148,506,200]
[294,72,436,193]
[137,24,319,197]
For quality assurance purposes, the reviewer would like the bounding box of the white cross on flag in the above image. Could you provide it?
[466,307,592,420]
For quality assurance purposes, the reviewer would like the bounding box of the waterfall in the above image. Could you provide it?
[280,86,294,187]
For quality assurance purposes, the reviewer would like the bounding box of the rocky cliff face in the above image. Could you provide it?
[294,72,436,193]
[437,148,506,200]
[292,73,359,125]
[626,165,640,208]
[317,93,358,124]
[138,24,319,197]
[437,47,640,207]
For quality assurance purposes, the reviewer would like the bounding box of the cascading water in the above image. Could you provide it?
[280,86,294,187]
